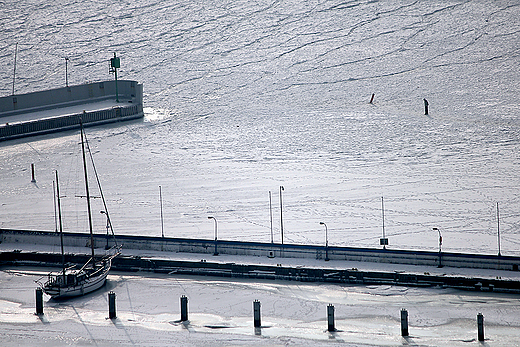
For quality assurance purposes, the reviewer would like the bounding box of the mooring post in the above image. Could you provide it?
[423,98,429,115]
[477,312,484,341]
[31,163,36,183]
[401,308,409,336]
[180,295,188,322]
[35,288,43,315]
[108,292,116,319]
[327,304,335,332]
[253,300,261,328]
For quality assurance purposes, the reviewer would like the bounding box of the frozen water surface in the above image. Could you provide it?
[1,0,520,344]
[1,0,520,255]
[1,268,520,346]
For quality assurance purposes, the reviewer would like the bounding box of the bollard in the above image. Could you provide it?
[423,99,429,115]
[253,300,261,328]
[108,292,116,319]
[180,295,188,322]
[35,288,43,315]
[327,304,335,332]
[477,313,484,341]
[31,163,36,183]
[401,308,409,336]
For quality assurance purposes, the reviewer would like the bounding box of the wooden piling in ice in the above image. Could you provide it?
[180,295,188,321]
[253,300,261,327]
[327,304,335,332]
[108,292,116,319]
[477,312,484,341]
[35,288,43,315]
[401,308,409,336]
[31,163,36,182]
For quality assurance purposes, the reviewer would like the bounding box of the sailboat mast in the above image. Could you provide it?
[55,170,66,282]
[80,125,96,261]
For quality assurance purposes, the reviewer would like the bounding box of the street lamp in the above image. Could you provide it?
[433,227,443,268]
[100,210,110,249]
[380,196,388,249]
[497,202,501,256]
[159,186,164,238]
[279,186,284,245]
[208,216,218,256]
[269,191,273,244]
[320,222,329,261]
[65,57,69,87]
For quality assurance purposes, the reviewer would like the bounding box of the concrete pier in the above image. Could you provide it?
[0,80,143,141]
[3,229,520,293]
[2,228,519,272]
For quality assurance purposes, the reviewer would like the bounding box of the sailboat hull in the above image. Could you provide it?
[42,258,112,298]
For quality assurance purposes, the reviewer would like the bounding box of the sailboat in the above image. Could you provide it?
[39,123,121,298]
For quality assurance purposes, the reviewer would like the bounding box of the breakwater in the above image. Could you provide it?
[2,228,519,271]
[0,80,143,141]
[2,250,519,294]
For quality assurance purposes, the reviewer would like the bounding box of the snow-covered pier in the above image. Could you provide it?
[1,228,518,271]
[3,250,519,294]
[2,229,520,293]
[0,80,143,141]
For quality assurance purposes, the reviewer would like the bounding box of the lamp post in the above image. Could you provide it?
[159,186,164,238]
[65,57,69,87]
[380,196,388,249]
[100,210,110,249]
[269,191,273,244]
[433,227,442,268]
[320,222,329,261]
[208,216,218,256]
[497,202,501,256]
[12,43,18,95]
[279,186,284,245]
